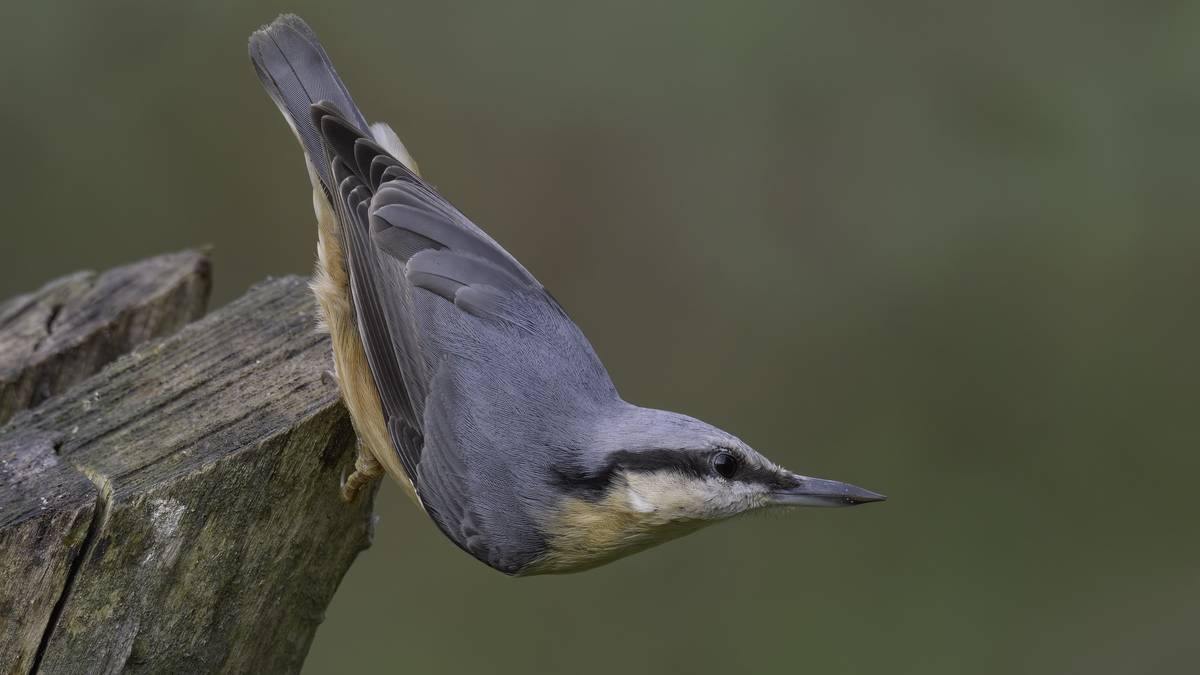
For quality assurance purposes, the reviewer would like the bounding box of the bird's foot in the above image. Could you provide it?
[341,443,383,502]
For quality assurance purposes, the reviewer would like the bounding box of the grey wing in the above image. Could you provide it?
[314,106,613,572]
[319,112,428,480]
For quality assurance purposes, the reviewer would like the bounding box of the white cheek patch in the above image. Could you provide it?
[622,470,764,521]
[627,488,655,514]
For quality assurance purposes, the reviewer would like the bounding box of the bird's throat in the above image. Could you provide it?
[522,489,706,575]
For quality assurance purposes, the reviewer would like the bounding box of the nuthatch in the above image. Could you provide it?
[249,14,885,576]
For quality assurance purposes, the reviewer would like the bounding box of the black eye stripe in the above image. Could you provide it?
[610,448,776,484]
[608,449,712,479]
[744,465,799,490]
[550,448,710,500]
[555,448,800,500]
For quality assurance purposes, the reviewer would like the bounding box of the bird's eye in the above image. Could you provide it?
[712,451,739,479]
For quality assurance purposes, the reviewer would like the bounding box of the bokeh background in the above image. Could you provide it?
[4,1,1200,673]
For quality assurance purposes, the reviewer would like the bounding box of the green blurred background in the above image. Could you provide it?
[4,1,1200,673]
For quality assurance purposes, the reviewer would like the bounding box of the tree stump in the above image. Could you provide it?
[0,252,377,674]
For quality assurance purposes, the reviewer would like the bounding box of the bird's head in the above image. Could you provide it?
[529,405,885,574]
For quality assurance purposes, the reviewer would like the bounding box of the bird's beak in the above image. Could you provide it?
[771,474,887,507]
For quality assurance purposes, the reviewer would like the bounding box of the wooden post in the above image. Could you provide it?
[0,250,211,426]
[0,253,377,674]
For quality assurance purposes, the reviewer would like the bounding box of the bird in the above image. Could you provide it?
[248,14,885,576]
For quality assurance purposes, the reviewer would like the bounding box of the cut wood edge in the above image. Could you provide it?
[0,249,212,425]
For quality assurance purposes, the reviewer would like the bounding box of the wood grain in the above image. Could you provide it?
[0,266,376,674]
[0,250,212,425]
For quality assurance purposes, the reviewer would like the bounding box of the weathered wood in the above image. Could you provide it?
[0,274,376,674]
[0,250,212,425]
[0,430,97,675]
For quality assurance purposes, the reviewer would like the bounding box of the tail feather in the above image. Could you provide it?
[249,14,368,194]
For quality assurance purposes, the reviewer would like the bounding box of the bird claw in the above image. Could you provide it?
[340,443,383,502]
[340,466,362,502]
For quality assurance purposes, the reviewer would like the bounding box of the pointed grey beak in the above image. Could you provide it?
[772,475,887,507]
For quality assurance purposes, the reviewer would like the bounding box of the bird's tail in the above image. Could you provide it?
[249,14,370,196]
